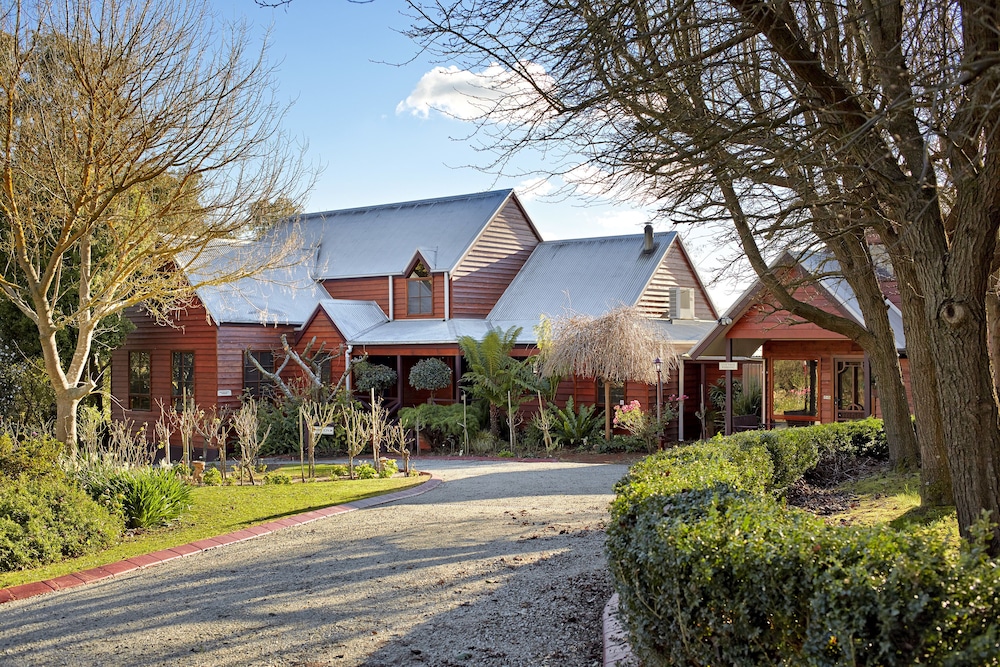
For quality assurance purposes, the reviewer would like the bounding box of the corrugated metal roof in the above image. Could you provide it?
[349,319,500,346]
[183,242,328,326]
[273,189,515,279]
[317,299,388,340]
[488,231,677,320]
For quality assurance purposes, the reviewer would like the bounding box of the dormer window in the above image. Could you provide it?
[407,261,433,315]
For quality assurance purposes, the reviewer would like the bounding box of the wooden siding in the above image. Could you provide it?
[292,311,348,386]
[636,244,716,320]
[215,324,294,411]
[323,277,390,313]
[452,199,541,317]
[727,280,853,340]
[111,301,218,449]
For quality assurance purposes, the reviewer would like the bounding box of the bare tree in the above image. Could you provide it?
[244,335,337,401]
[232,398,269,485]
[300,399,338,479]
[343,404,369,480]
[408,0,1000,550]
[0,0,310,445]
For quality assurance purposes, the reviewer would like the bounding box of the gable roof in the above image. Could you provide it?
[182,242,329,326]
[314,299,389,340]
[277,189,534,279]
[488,231,679,320]
[689,251,906,358]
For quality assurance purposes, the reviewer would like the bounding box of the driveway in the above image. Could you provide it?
[0,460,628,666]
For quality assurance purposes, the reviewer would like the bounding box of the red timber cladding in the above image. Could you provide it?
[391,272,447,320]
[636,244,717,320]
[728,285,853,341]
[215,323,294,412]
[112,301,217,444]
[451,198,542,317]
[292,311,348,385]
[323,277,390,313]
[764,339,864,425]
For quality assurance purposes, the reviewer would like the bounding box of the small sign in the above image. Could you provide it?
[313,427,337,436]
[719,361,738,371]
[217,389,232,397]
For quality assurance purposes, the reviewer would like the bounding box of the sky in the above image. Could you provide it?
[208,0,745,308]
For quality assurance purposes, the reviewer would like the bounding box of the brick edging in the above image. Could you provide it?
[603,593,637,666]
[0,472,442,606]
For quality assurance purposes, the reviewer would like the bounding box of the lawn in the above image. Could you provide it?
[0,475,425,589]
[824,468,960,544]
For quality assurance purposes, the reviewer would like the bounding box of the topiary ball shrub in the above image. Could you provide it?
[352,359,398,394]
[408,358,453,399]
[0,475,123,572]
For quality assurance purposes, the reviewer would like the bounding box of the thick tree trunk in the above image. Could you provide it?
[894,262,952,506]
[986,290,1000,401]
[906,198,1000,554]
[825,234,919,469]
[54,393,82,446]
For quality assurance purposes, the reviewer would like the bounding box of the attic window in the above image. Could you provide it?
[407,261,433,315]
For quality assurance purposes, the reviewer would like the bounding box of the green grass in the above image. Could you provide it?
[825,469,960,544]
[273,463,351,478]
[0,475,425,589]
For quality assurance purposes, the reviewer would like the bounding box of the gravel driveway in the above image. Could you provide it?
[0,460,628,667]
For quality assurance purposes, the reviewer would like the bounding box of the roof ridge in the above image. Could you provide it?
[297,189,513,220]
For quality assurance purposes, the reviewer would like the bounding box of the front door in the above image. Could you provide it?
[835,359,866,421]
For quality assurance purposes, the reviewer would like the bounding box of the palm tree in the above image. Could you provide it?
[458,326,541,436]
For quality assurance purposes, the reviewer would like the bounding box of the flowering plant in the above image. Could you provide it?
[613,400,646,434]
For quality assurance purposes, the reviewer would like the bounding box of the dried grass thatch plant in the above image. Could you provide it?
[540,307,677,439]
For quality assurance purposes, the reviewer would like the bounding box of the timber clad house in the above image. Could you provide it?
[111,189,910,454]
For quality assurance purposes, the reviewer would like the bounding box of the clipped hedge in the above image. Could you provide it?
[607,420,1000,666]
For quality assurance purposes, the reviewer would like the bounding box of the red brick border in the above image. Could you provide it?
[0,473,441,605]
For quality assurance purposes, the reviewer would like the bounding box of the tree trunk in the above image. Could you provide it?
[906,200,1000,554]
[55,392,82,446]
[823,232,919,469]
[894,261,952,506]
[987,289,1000,402]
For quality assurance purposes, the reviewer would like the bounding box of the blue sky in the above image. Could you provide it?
[209,0,743,307]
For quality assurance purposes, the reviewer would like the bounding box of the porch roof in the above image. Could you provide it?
[689,251,906,359]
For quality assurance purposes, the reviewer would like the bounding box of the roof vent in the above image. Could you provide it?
[642,224,655,254]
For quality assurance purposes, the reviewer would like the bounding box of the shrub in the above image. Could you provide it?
[398,403,473,450]
[408,358,453,397]
[354,462,377,479]
[202,466,222,486]
[263,471,292,485]
[89,468,193,529]
[0,433,64,480]
[548,397,603,447]
[380,458,399,478]
[352,359,397,394]
[607,418,1000,666]
[0,475,122,572]
[327,463,349,478]
[609,486,1000,666]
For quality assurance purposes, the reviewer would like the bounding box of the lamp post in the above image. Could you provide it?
[461,391,469,454]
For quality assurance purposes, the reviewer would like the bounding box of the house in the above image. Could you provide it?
[111,189,720,452]
[688,251,910,434]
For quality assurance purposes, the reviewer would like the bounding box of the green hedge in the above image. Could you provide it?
[607,420,1000,665]
[0,475,123,572]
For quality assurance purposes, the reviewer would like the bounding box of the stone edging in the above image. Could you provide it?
[0,473,442,606]
[603,593,637,666]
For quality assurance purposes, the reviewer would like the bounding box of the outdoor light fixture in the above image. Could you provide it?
[653,357,662,373]
[654,357,663,427]
[718,316,733,326]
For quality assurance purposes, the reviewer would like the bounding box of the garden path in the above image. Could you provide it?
[0,460,626,666]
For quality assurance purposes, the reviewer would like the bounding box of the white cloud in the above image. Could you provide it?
[514,177,556,201]
[397,63,554,123]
